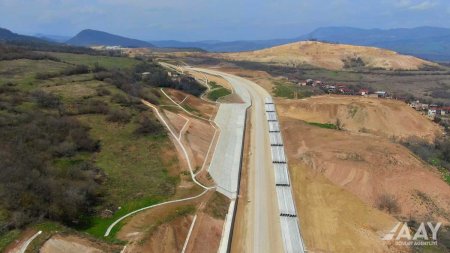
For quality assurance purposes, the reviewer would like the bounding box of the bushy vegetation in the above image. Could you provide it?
[134,114,165,136]
[343,57,366,69]
[95,61,205,100]
[376,193,400,214]
[106,109,132,123]
[0,109,102,230]
[0,45,198,245]
[402,137,450,184]
[0,44,60,61]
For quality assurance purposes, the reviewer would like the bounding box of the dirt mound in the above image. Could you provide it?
[40,235,117,253]
[280,117,450,225]
[221,41,435,70]
[277,96,442,141]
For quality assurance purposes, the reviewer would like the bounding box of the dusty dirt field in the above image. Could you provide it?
[289,162,405,253]
[183,116,216,170]
[118,190,226,253]
[280,118,450,223]
[124,215,193,253]
[184,213,224,253]
[277,95,442,141]
[117,197,204,252]
[40,235,119,253]
[221,41,435,70]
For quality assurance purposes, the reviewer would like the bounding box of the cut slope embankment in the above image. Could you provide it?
[276,95,442,141]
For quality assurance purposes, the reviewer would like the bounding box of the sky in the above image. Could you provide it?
[1,0,450,41]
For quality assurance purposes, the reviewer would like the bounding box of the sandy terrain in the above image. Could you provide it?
[184,213,224,253]
[117,190,226,253]
[183,115,216,170]
[40,235,119,253]
[276,95,442,141]
[281,118,450,223]
[288,161,405,253]
[221,41,436,70]
[125,215,193,253]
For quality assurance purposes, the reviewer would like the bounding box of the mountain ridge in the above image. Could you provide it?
[66,29,154,48]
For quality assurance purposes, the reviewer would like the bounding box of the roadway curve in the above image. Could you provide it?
[188,68,284,253]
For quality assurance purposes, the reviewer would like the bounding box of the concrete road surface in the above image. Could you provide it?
[189,68,284,253]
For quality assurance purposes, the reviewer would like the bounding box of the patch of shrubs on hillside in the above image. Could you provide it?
[0,85,103,234]
[134,114,165,136]
[402,137,450,184]
[94,61,206,98]
[0,44,60,61]
[31,90,61,108]
[0,113,102,229]
[430,89,450,99]
[343,57,366,69]
[106,109,132,124]
[35,64,91,80]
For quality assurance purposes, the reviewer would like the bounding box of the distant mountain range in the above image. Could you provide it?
[66,29,154,48]
[0,27,50,44]
[151,27,450,61]
[1,26,450,61]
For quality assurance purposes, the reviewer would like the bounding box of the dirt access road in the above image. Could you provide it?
[189,67,284,253]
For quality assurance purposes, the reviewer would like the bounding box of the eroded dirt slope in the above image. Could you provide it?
[277,96,442,141]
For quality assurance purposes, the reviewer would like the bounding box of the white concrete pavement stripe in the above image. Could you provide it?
[142,100,212,190]
[159,86,219,178]
[265,99,306,253]
[181,214,197,253]
[104,190,208,236]
[18,230,42,253]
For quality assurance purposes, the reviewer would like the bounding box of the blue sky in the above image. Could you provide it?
[1,0,450,41]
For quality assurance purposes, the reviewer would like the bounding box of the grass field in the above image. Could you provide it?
[306,121,338,129]
[208,87,231,101]
[272,80,315,99]
[48,52,140,69]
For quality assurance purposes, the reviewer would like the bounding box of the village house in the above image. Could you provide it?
[374,91,387,98]
[428,107,450,117]
[409,100,429,111]
[358,88,369,96]
[339,87,354,95]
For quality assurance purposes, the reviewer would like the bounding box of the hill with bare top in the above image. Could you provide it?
[221,41,436,70]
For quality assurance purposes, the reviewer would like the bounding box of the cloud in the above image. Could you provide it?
[408,0,437,10]
[393,0,438,10]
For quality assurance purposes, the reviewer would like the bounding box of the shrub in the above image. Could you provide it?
[134,115,164,136]
[76,100,109,115]
[377,193,400,214]
[95,87,111,96]
[106,109,132,124]
[31,90,61,108]
[0,113,101,228]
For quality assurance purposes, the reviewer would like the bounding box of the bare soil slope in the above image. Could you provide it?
[277,96,442,141]
[40,235,118,253]
[222,41,435,70]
